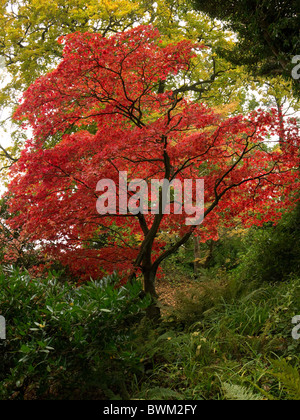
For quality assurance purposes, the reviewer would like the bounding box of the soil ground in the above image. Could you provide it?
[156,277,196,310]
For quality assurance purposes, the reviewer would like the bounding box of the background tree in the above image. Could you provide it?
[192,0,300,95]
[5,27,300,315]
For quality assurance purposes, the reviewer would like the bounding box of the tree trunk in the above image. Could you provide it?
[193,236,215,275]
[143,267,161,321]
[193,234,201,276]
[204,239,215,269]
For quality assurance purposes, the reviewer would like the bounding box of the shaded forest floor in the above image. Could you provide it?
[156,278,196,308]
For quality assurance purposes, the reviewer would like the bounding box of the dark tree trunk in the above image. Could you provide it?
[193,234,201,276]
[143,266,161,321]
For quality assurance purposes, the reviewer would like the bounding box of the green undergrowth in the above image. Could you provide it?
[0,267,299,400]
[129,275,300,400]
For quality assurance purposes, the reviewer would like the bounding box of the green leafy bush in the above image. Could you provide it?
[0,268,150,400]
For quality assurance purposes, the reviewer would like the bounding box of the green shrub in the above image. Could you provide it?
[235,204,300,285]
[0,267,151,400]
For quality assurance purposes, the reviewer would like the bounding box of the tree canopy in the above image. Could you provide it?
[0,0,270,175]
[3,26,300,299]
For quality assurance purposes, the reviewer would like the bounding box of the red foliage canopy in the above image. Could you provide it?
[4,25,300,287]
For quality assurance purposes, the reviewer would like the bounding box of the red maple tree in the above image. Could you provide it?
[5,25,300,302]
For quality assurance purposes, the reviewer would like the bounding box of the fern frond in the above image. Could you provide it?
[271,359,300,400]
[222,382,264,400]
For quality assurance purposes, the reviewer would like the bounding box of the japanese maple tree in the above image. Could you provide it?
[5,25,300,304]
